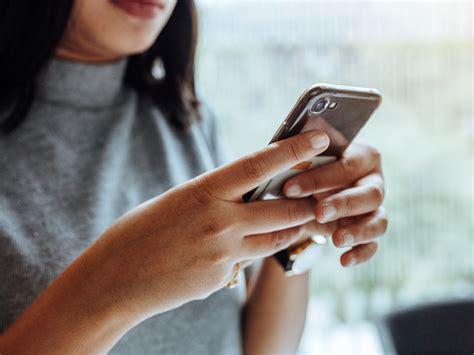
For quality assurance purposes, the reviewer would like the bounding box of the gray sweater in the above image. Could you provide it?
[0,58,244,354]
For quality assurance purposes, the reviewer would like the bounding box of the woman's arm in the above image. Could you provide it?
[244,257,309,355]
[0,251,138,354]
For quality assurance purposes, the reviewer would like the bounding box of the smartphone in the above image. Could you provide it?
[243,83,382,202]
[242,83,382,273]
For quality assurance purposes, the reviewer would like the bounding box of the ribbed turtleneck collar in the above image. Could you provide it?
[36,57,128,109]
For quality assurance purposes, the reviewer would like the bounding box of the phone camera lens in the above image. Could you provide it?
[311,98,329,114]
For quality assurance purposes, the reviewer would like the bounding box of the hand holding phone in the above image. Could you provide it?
[243,83,382,275]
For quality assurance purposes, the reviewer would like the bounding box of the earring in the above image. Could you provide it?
[152,57,166,80]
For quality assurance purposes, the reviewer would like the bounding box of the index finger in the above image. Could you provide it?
[205,130,330,200]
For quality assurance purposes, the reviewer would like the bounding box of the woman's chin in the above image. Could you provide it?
[111,34,158,56]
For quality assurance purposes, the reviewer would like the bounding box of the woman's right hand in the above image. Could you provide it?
[86,130,330,322]
[0,130,330,355]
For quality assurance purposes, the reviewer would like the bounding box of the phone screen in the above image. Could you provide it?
[243,87,381,202]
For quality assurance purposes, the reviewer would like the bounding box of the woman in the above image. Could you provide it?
[0,0,387,354]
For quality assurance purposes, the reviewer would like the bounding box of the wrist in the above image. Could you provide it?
[273,237,324,276]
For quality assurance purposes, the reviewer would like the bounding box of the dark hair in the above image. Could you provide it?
[0,0,200,134]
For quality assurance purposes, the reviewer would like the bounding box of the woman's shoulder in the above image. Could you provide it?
[195,97,234,166]
[197,97,218,138]
[136,93,233,167]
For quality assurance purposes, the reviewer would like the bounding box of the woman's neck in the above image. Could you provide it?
[55,43,124,64]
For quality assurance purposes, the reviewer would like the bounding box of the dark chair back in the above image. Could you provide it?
[376,299,474,354]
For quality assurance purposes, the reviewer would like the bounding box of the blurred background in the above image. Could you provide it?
[195,1,473,353]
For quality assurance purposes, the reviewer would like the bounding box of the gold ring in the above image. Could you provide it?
[225,262,241,289]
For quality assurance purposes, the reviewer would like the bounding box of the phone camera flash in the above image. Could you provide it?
[328,102,338,109]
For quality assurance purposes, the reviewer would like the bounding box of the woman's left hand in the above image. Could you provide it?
[282,142,388,267]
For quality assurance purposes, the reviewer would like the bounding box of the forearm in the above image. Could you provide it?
[0,249,137,354]
[244,257,309,355]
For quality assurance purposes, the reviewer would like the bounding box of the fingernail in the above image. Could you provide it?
[309,132,329,150]
[342,233,354,247]
[346,256,357,267]
[286,184,301,198]
[320,204,337,222]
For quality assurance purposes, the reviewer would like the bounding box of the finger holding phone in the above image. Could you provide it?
[284,142,387,267]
